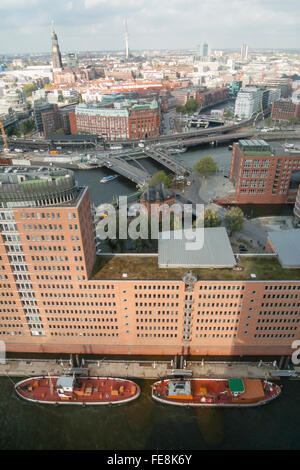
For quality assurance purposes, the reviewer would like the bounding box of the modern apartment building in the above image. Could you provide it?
[0,168,299,357]
[234,87,263,118]
[229,139,300,204]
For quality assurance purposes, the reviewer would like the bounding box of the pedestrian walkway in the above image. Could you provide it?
[0,359,278,380]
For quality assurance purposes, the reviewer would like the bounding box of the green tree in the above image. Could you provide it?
[55,128,67,135]
[6,125,20,137]
[150,170,169,186]
[184,98,201,114]
[288,117,299,125]
[19,119,36,135]
[23,83,38,97]
[193,156,218,177]
[224,207,244,236]
[204,209,221,227]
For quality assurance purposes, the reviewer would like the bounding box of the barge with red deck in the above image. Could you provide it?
[15,375,140,405]
[152,378,281,407]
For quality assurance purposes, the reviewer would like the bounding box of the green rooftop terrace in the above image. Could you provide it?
[90,255,300,282]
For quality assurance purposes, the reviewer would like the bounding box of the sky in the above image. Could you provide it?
[0,0,300,54]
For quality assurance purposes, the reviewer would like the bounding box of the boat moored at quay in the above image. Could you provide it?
[15,375,140,405]
[151,378,281,407]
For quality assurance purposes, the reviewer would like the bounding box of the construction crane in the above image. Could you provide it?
[0,117,8,154]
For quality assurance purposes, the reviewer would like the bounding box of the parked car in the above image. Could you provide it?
[239,244,248,252]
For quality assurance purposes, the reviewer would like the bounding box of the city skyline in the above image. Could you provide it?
[0,0,300,54]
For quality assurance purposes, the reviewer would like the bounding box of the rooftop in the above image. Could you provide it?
[267,229,300,268]
[90,254,300,281]
[158,227,236,269]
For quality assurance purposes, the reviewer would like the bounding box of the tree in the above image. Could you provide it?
[204,209,221,228]
[150,170,169,186]
[23,83,38,97]
[55,128,67,135]
[193,156,218,178]
[224,207,244,236]
[288,117,299,125]
[19,119,36,135]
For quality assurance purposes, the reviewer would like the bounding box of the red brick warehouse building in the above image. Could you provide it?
[69,100,160,140]
[229,139,300,204]
[0,166,299,358]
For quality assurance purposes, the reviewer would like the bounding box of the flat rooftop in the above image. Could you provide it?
[267,229,300,268]
[90,255,300,281]
[236,139,300,157]
[158,227,236,268]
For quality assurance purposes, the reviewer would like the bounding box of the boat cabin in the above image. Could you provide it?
[56,375,75,395]
[168,381,193,399]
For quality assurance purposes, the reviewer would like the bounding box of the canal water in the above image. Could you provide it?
[0,376,299,450]
[74,140,299,216]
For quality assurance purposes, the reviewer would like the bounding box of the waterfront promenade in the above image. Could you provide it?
[0,358,280,380]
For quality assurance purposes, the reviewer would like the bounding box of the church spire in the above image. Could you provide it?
[51,21,63,70]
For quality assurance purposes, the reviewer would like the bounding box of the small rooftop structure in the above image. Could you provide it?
[158,227,236,269]
[267,229,300,268]
[140,183,173,204]
[168,381,192,397]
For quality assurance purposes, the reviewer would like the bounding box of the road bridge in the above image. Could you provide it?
[95,154,150,187]
[143,147,190,176]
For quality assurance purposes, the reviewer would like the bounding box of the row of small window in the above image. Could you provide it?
[257,318,299,323]
[198,294,243,299]
[197,303,242,307]
[32,256,69,262]
[80,284,115,290]
[27,235,65,242]
[47,318,117,323]
[24,224,64,231]
[136,318,178,323]
[135,311,179,315]
[135,294,179,299]
[197,285,245,291]
[196,311,241,316]
[29,245,67,252]
[196,319,240,324]
[195,326,238,331]
[134,285,180,290]
[256,326,297,331]
[42,299,116,305]
[45,310,117,315]
[137,326,177,331]
[240,189,265,194]
[265,285,299,290]
[195,334,237,338]
[49,325,117,330]
[50,332,119,337]
[259,310,299,315]
[0,331,24,335]
[137,334,177,338]
[254,334,296,338]
[261,301,299,307]
[21,212,62,220]
[135,303,179,308]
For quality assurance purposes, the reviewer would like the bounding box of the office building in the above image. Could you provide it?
[234,87,263,118]
[240,44,249,61]
[71,100,160,140]
[0,174,299,357]
[229,139,300,204]
[271,99,300,122]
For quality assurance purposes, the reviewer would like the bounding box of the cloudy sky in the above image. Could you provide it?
[0,0,300,54]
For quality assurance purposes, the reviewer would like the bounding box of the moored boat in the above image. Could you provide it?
[15,375,140,405]
[151,378,281,407]
[100,175,118,183]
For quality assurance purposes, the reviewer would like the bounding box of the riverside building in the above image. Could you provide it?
[70,100,160,140]
[0,167,299,357]
[229,139,300,204]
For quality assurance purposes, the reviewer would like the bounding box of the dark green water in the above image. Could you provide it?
[1,377,299,450]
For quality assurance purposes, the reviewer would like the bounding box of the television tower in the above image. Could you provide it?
[124,18,129,60]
